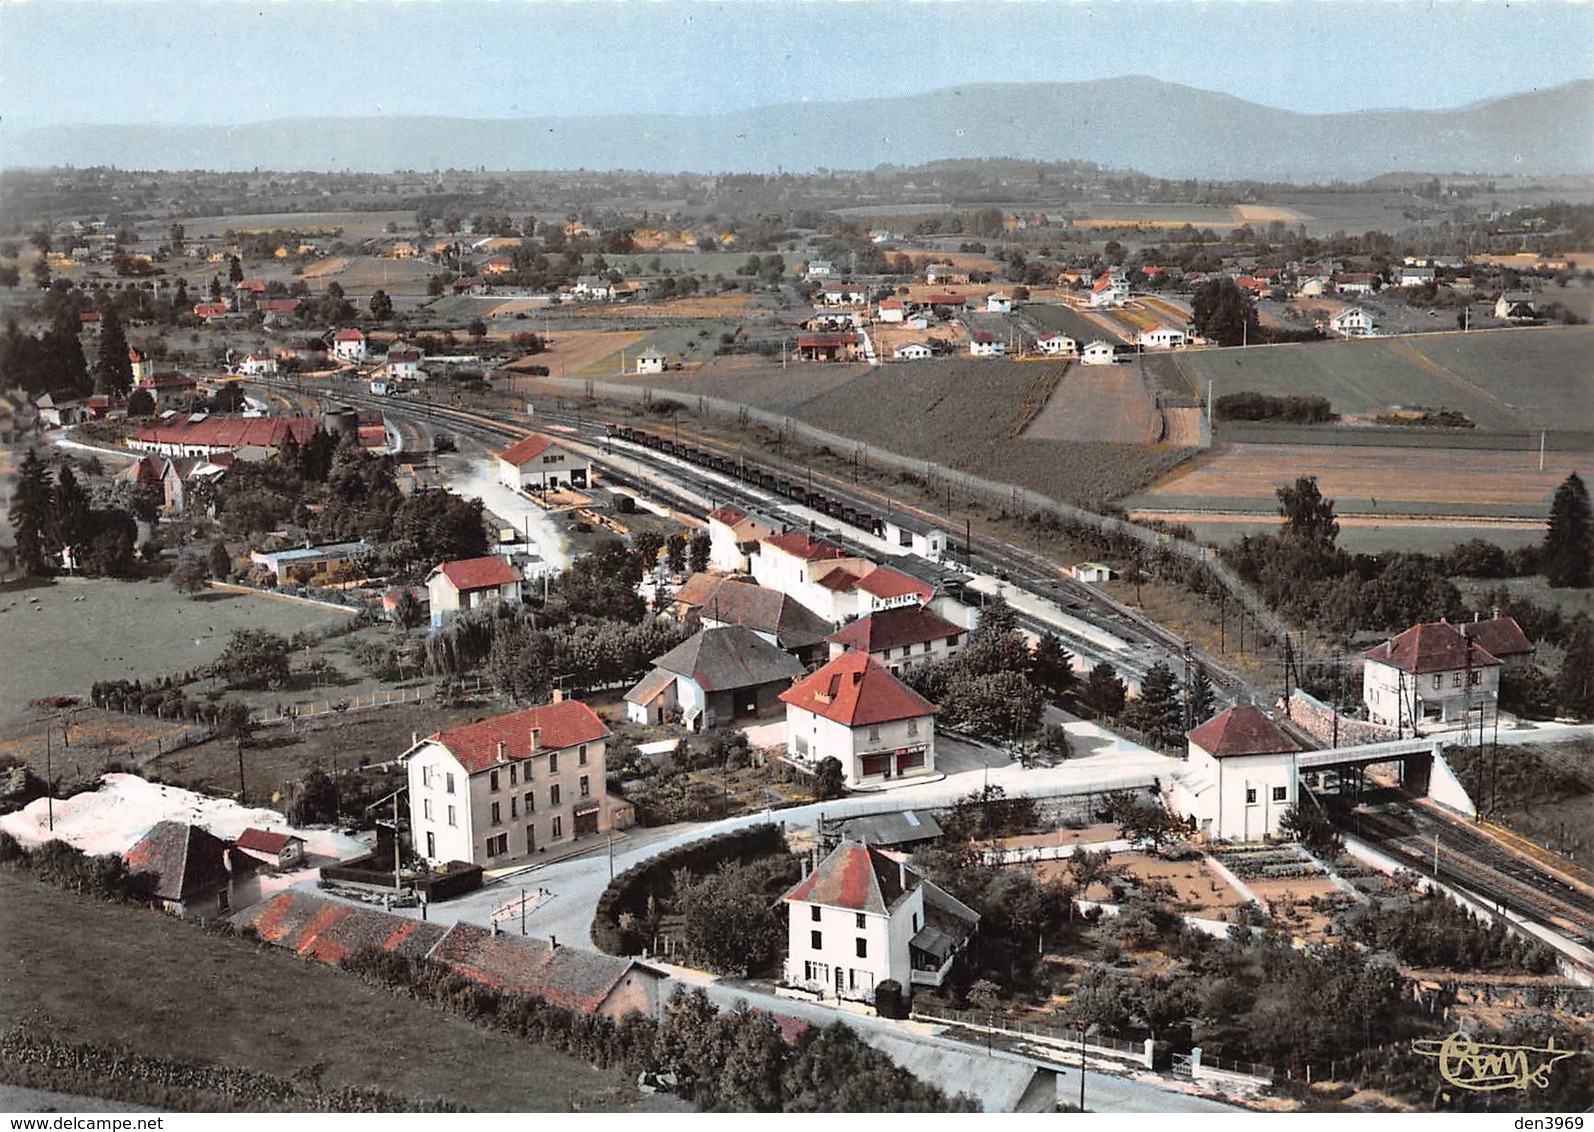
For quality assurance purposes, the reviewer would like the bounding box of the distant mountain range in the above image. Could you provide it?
[4,76,1591,181]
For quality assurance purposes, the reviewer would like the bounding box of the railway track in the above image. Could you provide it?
[287,377,1261,701]
[1347,804,1594,948]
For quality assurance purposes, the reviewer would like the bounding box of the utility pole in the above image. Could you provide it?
[44,725,53,832]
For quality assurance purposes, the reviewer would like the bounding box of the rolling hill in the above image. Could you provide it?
[4,76,1590,180]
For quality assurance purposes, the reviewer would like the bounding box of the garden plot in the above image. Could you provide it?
[1022,362,1162,444]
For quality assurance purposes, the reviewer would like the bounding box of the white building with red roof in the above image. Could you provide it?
[780,650,937,786]
[1363,620,1502,732]
[750,530,868,599]
[129,414,320,459]
[128,346,153,386]
[237,352,278,377]
[331,328,367,363]
[1089,272,1130,308]
[781,840,977,1000]
[1167,706,1301,842]
[234,826,307,870]
[826,605,964,673]
[426,555,522,627]
[496,431,591,493]
[401,696,614,868]
[705,504,781,573]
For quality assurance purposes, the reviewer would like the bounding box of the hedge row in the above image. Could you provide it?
[592,822,785,956]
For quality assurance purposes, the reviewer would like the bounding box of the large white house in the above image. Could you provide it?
[782,841,978,1001]
[1329,308,1376,338]
[331,328,367,363]
[402,697,612,867]
[825,605,964,673]
[1089,272,1131,308]
[1362,620,1502,732]
[1166,706,1301,842]
[497,432,592,492]
[1138,325,1187,349]
[780,650,937,786]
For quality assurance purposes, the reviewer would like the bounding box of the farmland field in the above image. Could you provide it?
[145,209,415,241]
[1022,302,1128,344]
[1022,362,1160,444]
[631,356,1195,506]
[1156,326,1594,436]
[1127,441,1584,521]
[500,329,646,379]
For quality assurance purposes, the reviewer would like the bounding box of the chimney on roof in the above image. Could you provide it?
[551,687,564,704]
[529,727,541,751]
[898,859,907,890]
[496,740,507,763]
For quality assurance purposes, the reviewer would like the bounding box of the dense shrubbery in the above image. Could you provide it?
[1214,392,1335,424]
[340,953,973,1112]
[1340,890,1558,973]
[0,831,154,903]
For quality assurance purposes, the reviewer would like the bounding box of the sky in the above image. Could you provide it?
[1,0,1591,131]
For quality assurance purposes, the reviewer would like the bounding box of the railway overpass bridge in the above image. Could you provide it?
[1296,736,1477,819]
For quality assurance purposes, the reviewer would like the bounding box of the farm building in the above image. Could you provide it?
[797,332,857,361]
[234,827,307,870]
[250,539,373,585]
[123,821,261,919]
[624,625,805,731]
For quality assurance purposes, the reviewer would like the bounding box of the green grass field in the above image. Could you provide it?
[0,872,651,1111]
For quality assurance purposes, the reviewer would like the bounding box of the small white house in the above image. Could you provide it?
[893,343,933,362]
[635,351,666,374]
[1069,561,1116,583]
[331,329,367,363]
[1035,333,1077,357]
[877,300,905,323]
[1166,706,1301,842]
[238,352,278,377]
[1080,341,1118,365]
[705,504,780,574]
[969,332,1005,357]
[1329,308,1376,338]
[1138,325,1187,349]
[782,841,977,1000]
[985,293,1013,314]
[426,555,523,627]
[805,260,835,278]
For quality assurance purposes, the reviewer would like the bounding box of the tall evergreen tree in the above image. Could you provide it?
[52,465,91,552]
[94,307,133,397]
[1555,615,1594,719]
[9,449,54,576]
[45,308,90,394]
[1029,630,1078,697]
[1126,660,1183,746]
[1187,665,1217,728]
[1543,472,1593,589]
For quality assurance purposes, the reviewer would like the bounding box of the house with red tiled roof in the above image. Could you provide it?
[234,827,307,870]
[330,328,367,363]
[672,573,832,664]
[780,650,938,786]
[749,531,870,609]
[1166,706,1301,842]
[1460,616,1534,665]
[237,352,278,377]
[425,555,522,627]
[136,371,199,403]
[1363,620,1502,732]
[781,840,977,1000]
[402,696,615,867]
[826,606,964,672]
[129,414,321,459]
[1089,272,1130,309]
[496,431,591,493]
[237,891,665,1019]
[123,821,261,919]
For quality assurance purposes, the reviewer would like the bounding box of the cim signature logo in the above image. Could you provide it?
[1412,1032,1578,1092]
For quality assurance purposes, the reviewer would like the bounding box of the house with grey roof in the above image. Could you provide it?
[624,624,805,731]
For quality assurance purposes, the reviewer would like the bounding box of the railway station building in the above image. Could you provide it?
[1166,706,1302,842]
[497,432,592,493]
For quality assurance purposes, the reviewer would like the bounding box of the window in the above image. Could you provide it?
[1468,670,1481,686]
[907,719,919,737]
[549,752,559,774]
[525,791,535,813]
[948,634,961,648]
[855,913,866,930]
[487,833,507,857]
[855,938,868,959]
[509,764,518,786]
[1432,675,1443,690]
[551,815,563,839]
[923,642,932,654]
[423,799,433,821]
[421,765,432,788]
[511,797,519,819]
[526,827,535,854]
[489,770,499,792]
[579,775,590,798]
[1271,786,1287,803]
[445,773,456,795]
[447,805,457,827]
[882,647,893,660]
[811,930,823,950]
[491,802,502,825]
[426,831,435,858]
[1244,788,1257,805]
[1452,673,1463,688]
[811,906,822,922]
[550,784,561,807]
[868,725,881,742]
[913,912,920,933]
[578,744,588,766]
